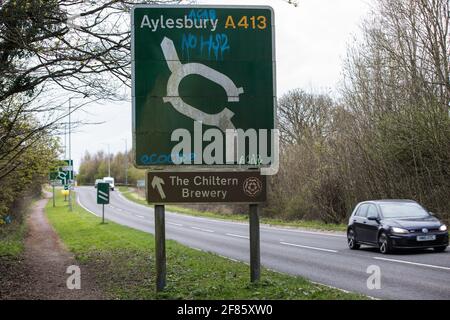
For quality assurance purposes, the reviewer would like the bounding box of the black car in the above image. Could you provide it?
[347,200,448,254]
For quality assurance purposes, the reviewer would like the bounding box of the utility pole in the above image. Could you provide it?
[64,123,67,202]
[108,144,111,177]
[123,138,128,186]
[68,99,73,212]
[102,143,111,177]
[64,123,67,159]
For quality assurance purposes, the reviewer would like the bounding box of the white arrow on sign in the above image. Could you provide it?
[151,176,166,199]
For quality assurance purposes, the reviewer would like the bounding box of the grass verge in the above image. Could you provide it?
[118,186,346,232]
[47,189,364,299]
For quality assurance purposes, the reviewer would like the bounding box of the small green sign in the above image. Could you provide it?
[97,182,110,205]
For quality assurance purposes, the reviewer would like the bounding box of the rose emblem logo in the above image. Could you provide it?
[243,177,263,197]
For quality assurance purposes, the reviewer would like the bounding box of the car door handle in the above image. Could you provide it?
[353,219,357,222]
[363,221,367,224]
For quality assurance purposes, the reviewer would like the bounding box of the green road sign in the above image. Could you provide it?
[57,160,73,184]
[97,182,110,205]
[132,5,276,168]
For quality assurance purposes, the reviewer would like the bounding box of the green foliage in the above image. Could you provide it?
[78,150,145,185]
[0,210,28,257]
[268,0,450,224]
[0,108,59,221]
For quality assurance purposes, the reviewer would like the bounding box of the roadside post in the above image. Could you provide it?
[132,5,276,291]
[137,179,145,195]
[49,171,59,207]
[50,180,63,207]
[155,204,166,291]
[97,182,110,224]
[249,204,260,282]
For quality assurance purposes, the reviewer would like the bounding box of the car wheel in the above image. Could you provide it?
[347,229,360,250]
[378,232,392,254]
[433,246,447,253]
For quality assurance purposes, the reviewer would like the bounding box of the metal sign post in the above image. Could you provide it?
[49,172,59,207]
[249,204,260,282]
[155,205,166,292]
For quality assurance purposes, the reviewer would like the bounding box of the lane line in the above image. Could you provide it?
[280,241,338,253]
[373,257,450,271]
[135,215,145,219]
[191,227,215,233]
[226,233,249,239]
[77,195,99,217]
[262,227,346,238]
[167,222,183,227]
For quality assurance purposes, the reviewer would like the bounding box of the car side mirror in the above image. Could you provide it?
[367,216,379,222]
[429,211,435,216]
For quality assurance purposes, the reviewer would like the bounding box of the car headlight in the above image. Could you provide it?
[391,227,409,234]
[439,225,447,232]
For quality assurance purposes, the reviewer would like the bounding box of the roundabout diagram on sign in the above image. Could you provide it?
[161,36,244,132]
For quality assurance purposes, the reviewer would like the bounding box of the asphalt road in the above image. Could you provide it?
[76,186,450,299]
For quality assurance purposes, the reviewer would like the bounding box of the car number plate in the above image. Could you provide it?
[417,235,436,241]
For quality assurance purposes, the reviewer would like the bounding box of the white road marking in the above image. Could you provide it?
[191,227,215,233]
[135,215,145,219]
[226,233,249,239]
[280,241,338,253]
[77,196,99,217]
[263,227,346,238]
[167,222,183,227]
[373,257,450,271]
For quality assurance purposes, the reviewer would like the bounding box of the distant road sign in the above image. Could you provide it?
[147,171,266,204]
[57,160,73,185]
[137,179,146,188]
[97,182,110,205]
[132,5,276,168]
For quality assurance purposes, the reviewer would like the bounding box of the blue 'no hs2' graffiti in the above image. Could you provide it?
[181,33,230,61]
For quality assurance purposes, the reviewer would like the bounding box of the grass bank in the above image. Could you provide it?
[46,189,363,299]
[118,186,347,232]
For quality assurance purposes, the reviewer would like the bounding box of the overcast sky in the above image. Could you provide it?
[68,0,370,171]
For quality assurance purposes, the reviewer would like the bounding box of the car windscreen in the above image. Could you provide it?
[379,203,429,219]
